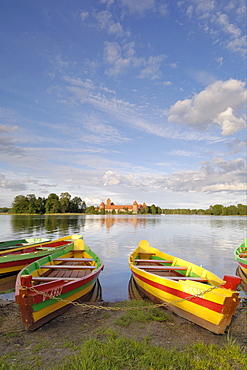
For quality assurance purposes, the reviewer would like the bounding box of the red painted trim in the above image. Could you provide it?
[239,261,247,269]
[1,257,41,269]
[133,270,224,313]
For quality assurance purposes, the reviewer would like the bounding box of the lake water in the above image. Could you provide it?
[0,214,246,301]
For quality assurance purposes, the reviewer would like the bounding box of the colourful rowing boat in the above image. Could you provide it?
[0,235,83,277]
[128,240,241,334]
[234,239,247,295]
[0,238,50,251]
[15,238,104,330]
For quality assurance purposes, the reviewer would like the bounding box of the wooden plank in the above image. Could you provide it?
[138,252,155,255]
[239,253,247,258]
[53,258,94,262]
[71,270,80,278]
[165,276,208,282]
[135,259,173,263]
[137,266,187,271]
[40,265,95,270]
[56,270,68,278]
[32,276,79,281]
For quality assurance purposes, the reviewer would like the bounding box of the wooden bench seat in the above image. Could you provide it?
[134,259,173,263]
[239,253,247,258]
[165,276,208,282]
[138,252,156,256]
[53,258,94,262]
[137,265,187,271]
[32,276,80,281]
[40,265,95,270]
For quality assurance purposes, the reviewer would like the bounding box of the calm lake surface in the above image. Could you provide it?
[0,214,246,301]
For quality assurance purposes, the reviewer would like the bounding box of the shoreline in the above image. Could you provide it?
[0,299,246,369]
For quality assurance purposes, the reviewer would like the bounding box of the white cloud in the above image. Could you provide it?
[0,125,18,134]
[104,41,164,79]
[180,0,246,56]
[94,10,124,37]
[83,197,102,205]
[0,125,24,155]
[168,79,246,135]
[120,0,169,17]
[0,174,27,191]
[80,11,89,21]
[102,156,246,194]
[139,55,165,80]
[120,0,155,16]
[214,107,245,136]
[100,0,115,6]
[227,35,247,56]
[215,12,241,37]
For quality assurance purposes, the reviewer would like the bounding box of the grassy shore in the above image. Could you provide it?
[0,300,246,370]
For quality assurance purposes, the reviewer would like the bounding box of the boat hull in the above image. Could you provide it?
[234,239,247,295]
[129,241,241,334]
[0,235,82,276]
[15,240,104,330]
[0,238,50,251]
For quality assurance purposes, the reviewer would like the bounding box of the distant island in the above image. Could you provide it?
[0,193,246,216]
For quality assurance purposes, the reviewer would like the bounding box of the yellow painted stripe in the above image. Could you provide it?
[134,275,224,326]
[0,264,26,274]
[32,283,93,322]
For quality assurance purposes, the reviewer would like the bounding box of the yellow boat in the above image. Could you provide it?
[128,240,241,334]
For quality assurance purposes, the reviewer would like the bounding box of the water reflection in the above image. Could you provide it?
[99,216,160,229]
[1,214,245,302]
[0,274,17,292]
[128,276,149,301]
[210,217,246,231]
[10,215,162,234]
[11,215,86,235]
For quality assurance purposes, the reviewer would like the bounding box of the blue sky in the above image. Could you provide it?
[0,0,246,209]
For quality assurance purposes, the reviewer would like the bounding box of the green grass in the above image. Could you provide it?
[55,333,247,370]
[114,300,170,326]
[1,330,246,370]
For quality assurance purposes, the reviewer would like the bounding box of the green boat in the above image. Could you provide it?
[15,238,104,330]
[0,238,50,251]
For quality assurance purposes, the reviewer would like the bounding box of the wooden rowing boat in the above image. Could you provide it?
[0,235,83,277]
[128,240,241,334]
[15,238,104,330]
[0,238,50,251]
[234,239,247,295]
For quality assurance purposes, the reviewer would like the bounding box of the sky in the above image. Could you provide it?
[0,0,246,209]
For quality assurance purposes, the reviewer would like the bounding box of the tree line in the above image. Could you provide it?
[162,203,247,216]
[0,194,246,216]
[10,193,86,214]
[2,193,162,215]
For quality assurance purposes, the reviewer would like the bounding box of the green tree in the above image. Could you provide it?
[85,205,97,214]
[81,201,86,213]
[35,197,46,214]
[0,207,9,213]
[11,195,29,214]
[60,192,71,213]
[209,204,223,215]
[150,204,157,214]
[45,193,60,214]
[26,194,37,214]
[237,203,247,215]
[70,196,82,213]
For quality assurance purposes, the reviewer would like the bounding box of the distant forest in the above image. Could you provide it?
[0,193,246,216]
